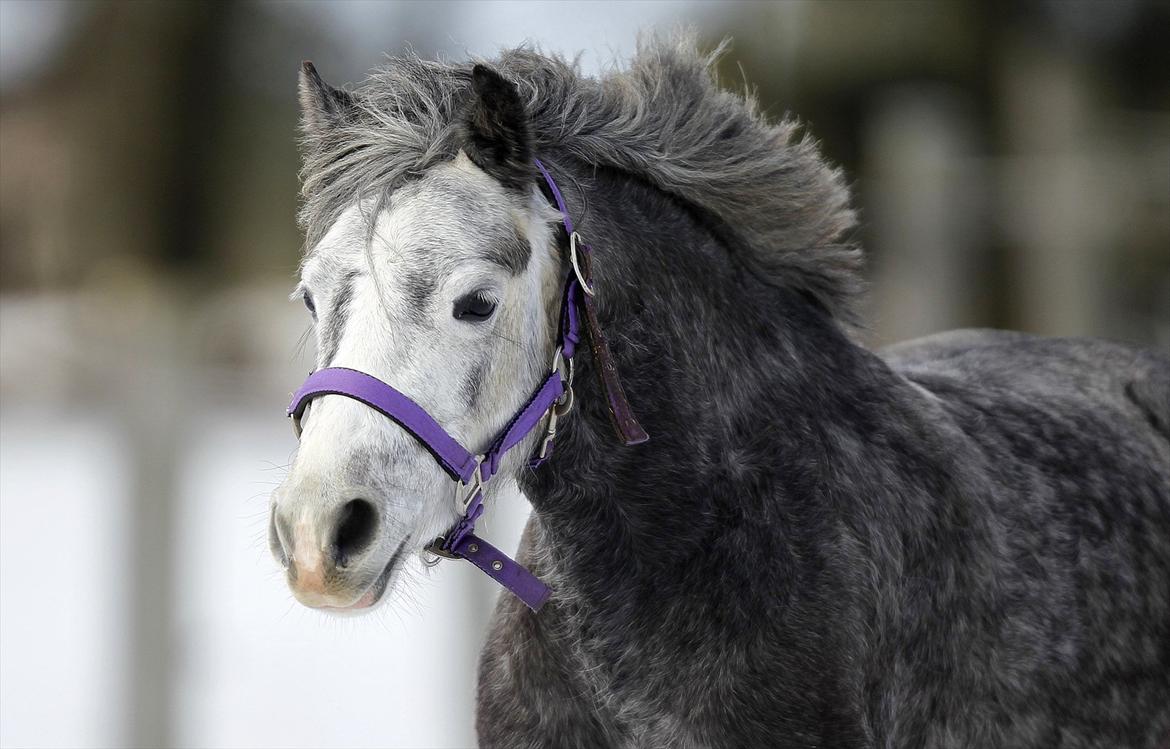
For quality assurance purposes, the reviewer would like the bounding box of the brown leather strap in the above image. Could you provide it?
[576,250,649,446]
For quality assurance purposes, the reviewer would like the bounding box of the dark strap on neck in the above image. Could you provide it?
[533,159,648,446]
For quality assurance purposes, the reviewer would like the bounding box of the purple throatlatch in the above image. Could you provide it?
[286,158,647,612]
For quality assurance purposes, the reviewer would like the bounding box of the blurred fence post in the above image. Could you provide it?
[864,87,981,344]
[119,292,187,748]
[999,40,1113,338]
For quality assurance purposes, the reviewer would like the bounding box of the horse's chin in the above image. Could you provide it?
[315,543,404,616]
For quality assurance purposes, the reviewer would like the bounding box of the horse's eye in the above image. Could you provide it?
[302,291,317,320]
[453,292,497,321]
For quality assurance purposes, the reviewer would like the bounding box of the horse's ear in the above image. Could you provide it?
[299,61,355,137]
[464,64,532,190]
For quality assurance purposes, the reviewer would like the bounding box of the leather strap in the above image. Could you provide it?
[533,159,648,446]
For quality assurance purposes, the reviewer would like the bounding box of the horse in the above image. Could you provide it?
[268,37,1170,748]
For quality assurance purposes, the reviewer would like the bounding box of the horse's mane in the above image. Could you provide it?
[299,34,862,322]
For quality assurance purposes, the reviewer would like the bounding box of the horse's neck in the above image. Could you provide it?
[520,163,878,603]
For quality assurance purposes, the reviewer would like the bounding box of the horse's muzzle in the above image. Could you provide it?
[269,495,390,610]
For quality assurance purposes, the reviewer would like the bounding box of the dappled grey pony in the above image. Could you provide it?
[269,38,1170,748]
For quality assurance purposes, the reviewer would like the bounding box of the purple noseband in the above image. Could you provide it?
[287,158,646,612]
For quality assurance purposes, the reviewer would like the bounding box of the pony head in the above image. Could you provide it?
[269,62,562,611]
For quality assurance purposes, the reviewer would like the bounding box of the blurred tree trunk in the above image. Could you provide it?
[1,1,235,288]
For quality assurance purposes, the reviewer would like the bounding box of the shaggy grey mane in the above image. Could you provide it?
[298,34,862,322]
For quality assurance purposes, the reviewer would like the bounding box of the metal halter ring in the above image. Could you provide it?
[569,232,594,296]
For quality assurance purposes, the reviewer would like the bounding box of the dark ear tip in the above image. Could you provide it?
[471,64,504,92]
[301,60,319,79]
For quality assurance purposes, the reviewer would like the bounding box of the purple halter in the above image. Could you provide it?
[287,158,647,612]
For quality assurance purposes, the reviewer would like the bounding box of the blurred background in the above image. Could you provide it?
[1,1,1167,747]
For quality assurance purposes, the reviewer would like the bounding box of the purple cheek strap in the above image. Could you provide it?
[285,158,647,613]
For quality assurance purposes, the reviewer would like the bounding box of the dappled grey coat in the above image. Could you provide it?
[298,36,1170,749]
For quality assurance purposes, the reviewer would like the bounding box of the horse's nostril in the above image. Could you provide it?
[268,505,289,568]
[332,498,378,568]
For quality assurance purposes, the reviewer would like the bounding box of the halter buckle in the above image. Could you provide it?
[537,404,560,460]
[290,399,310,439]
[538,349,576,459]
[454,455,486,514]
[423,537,460,563]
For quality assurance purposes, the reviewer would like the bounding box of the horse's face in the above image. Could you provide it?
[270,65,560,611]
